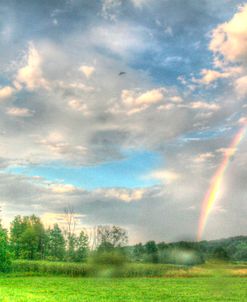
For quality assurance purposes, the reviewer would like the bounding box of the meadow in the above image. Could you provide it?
[0,261,245,302]
[0,276,246,302]
[11,260,247,278]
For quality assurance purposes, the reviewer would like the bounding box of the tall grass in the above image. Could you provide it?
[12,260,187,277]
[12,261,96,277]
[11,260,247,278]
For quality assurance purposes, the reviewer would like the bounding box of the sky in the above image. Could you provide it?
[0,0,246,243]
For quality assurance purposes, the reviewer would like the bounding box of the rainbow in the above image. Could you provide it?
[197,124,247,241]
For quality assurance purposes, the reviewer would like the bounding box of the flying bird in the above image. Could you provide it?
[118,71,126,76]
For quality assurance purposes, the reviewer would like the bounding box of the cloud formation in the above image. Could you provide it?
[0,0,246,243]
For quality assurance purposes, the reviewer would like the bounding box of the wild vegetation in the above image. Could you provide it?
[0,213,246,302]
[0,212,246,275]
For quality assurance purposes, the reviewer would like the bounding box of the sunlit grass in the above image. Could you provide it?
[0,276,246,302]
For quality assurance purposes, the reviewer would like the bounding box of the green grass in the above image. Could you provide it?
[0,276,246,301]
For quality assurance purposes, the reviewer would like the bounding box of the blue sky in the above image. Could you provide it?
[0,0,247,242]
[7,150,162,189]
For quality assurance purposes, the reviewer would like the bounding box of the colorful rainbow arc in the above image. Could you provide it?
[197,124,247,241]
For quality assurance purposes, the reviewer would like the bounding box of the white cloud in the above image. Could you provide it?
[194,66,242,85]
[210,4,247,64]
[217,147,237,157]
[195,4,247,88]
[122,88,164,106]
[121,88,166,114]
[0,86,14,100]
[6,107,33,117]
[149,169,180,184]
[68,99,90,115]
[101,188,146,202]
[15,43,49,90]
[91,23,153,58]
[234,75,247,97]
[170,96,183,103]
[79,65,95,78]
[195,69,230,85]
[194,152,214,163]
[38,132,87,160]
[49,183,79,194]
[189,101,220,111]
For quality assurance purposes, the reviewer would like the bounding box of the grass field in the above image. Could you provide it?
[0,262,246,301]
[0,276,246,302]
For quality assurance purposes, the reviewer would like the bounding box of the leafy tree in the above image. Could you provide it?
[10,215,29,258]
[233,248,247,261]
[97,225,128,251]
[74,231,89,262]
[10,215,46,260]
[133,243,145,262]
[47,224,65,261]
[0,223,11,272]
[212,247,229,261]
[66,234,78,262]
[144,241,158,263]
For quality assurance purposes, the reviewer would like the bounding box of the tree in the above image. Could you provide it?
[10,215,46,260]
[63,205,77,240]
[74,231,89,262]
[10,215,29,258]
[212,247,229,261]
[47,224,66,261]
[144,241,159,263]
[97,225,128,251]
[133,243,145,262]
[63,205,78,261]
[66,233,76,262]
[0,223,11,272]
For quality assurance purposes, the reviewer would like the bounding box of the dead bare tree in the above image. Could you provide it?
[63,204,77,239]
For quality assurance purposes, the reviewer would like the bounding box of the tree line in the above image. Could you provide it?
[0,213,246,272]
[0,213,129,271]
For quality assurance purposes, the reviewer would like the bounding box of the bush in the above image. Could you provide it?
[91,250,128,266]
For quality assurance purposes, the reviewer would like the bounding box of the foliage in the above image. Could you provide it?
[10,215,46,260]
[144,241,159,263]
[9,215,89,263]
[46,224,66,261]
[91,250,128,267]
[128,236,247,264]
[6,214,247,266]
[0,223,11,272]
[74,231,89,262]
[96,225,128,251]
[212,247,229,261]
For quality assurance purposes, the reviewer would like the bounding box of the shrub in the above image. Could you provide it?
[91,250,128,266]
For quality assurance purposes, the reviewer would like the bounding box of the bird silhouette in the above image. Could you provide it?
[118,71,126,76]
